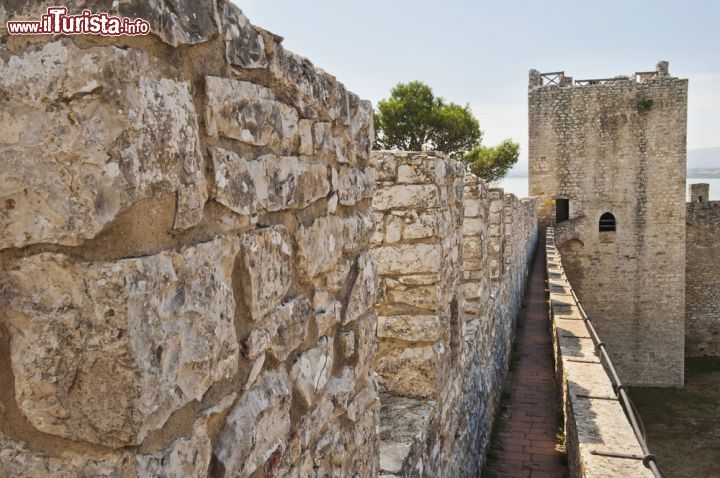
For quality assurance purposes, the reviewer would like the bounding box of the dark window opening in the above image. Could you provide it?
[698,196,704,203]
[599,212,616,232]
[556,198,569,223]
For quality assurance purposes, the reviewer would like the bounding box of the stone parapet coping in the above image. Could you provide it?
[546,230,654,478]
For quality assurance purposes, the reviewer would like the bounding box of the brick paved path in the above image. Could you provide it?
[484,235,567,478]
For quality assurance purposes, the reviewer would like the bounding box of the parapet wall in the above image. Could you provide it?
[0,2,378,477]
[370,151,538,476]
[686,198,720,356]
[546,230,653,478]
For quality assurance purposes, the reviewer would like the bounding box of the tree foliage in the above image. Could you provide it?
[374,80,520,182]
[374,81,481,158]
[463,140,520,183]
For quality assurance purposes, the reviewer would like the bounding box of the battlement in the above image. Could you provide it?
[529,61,676,89]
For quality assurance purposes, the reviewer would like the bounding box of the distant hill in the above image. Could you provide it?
[688,148,720,169]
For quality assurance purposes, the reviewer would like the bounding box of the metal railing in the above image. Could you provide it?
[546,228,663,478]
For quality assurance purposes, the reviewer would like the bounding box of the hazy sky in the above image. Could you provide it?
[239,0,720,172]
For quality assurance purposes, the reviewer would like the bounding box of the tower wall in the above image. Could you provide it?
[528,63,688,386]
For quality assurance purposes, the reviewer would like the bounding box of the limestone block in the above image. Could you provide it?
[0,237,240,447]
[210,148,329,214]
[402,211,439,240]
[0,433,131,477]
[386,283,439,311]
[216,368,292,477]
[0,41,207,249]
[238,226,293,320]
[135,418,213,478]
[347,379,379,422]
[205,76,299,151]
[221,1,267,69]
[372,243,443,275]
[269,295,312,362]
[344,252,379,324]
[377,347,436,399]
[290,337,335,407]
[298,119,315,155]
[296,215,345,278]
[371,152,399,181]
[373,185,439,211]
[337,165,376,206]
[377,316,441,342]
[342,211,375,254]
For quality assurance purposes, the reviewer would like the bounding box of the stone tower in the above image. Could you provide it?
[528,62,688,387]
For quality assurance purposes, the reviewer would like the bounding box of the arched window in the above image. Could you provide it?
[599,212,616,232]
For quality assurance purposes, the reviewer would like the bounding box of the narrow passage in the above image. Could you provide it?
[484,235,567,478]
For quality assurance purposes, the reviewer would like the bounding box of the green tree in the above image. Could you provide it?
[374,81,481,158]
[463,140,520,183]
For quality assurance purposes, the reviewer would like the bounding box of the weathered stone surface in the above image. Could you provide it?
[136,418,213,478]
[238,226,293,320]
[377,315,440,342]
[345,252,379,324]
[205,76,299,151]
[216,368,292,477]
[0,41,207,249]
[221,2,267,69]
[376,346,436,399]
[210,148,329,214]
[373,185,439,211]
[372,243,443,275]
[337,165,375,206]
[269,295,312,362]
[290,336,335,407]
[0,237,240,447]
[0,433,130,477]
[296,215,344,278]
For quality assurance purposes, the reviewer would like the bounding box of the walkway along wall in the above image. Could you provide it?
[0,2,378,477]
[546,230,653,478]
[370,151,538,476]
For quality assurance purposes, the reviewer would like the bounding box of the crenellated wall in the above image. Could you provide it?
[0,3,542,476]
[370,151,538,477]
[0,2,378,477]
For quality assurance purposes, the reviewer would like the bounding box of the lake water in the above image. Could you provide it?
[496,177,720,201]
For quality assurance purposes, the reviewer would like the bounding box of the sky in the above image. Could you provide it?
[239,0,720,173]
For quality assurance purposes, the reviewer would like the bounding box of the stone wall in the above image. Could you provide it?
[529,62,687,387]
[0,2,378,477]
[686,186,720,356]
[546,229,653,478]
[370,151,538,476]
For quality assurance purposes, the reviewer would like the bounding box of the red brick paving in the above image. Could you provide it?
[484,234,567,478]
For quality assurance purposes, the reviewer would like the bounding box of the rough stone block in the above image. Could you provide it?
[239,226,293,320]
[0,237,240,447]
[0,41,207,249]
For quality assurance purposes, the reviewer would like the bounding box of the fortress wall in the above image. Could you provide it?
[546,229,653,478]
[370,151,538,476]
[686,197,720,356]
[529,64,687,386]
[0,2,378,477]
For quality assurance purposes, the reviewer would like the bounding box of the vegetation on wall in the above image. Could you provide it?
[374,81,519,182]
